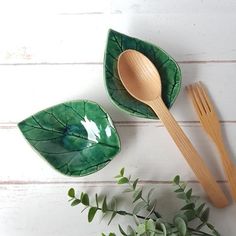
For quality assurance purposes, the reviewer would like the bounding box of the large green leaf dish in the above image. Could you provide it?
[18,101,121,176]
[104,29,182,119]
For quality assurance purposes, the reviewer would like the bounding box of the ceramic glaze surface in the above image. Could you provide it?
[18,100,121,176]
[104,29,182,119]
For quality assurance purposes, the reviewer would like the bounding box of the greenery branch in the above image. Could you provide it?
[68,168,220,236]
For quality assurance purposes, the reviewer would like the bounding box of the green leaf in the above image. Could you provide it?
[71,199,81,206]
[110,197,117,211]
[18,100,121,176]
[147,188,155,202]
[196,222,206,231]
[104,29,181,120]
[133,215,139,226]
[196,203,206,215]
[206,223,215,230]
[120,168,125,176]
[180,183,187,190]
[160,223,167,236]
[81,193,89,206]
[146,200,157,218]
[133,188,142,203]
[127,226,136,236]
[212,229,221,236]
[175,217,187,236]
[184,210,196,221]
[177,193,186,200]
[175,188,184,193]
[181,203,195,211]
[108,211,117,225]
[101,233,106,236]
[136,223,146,234]
[146,219,155,232]
[200,207,210,222]
[177,214,188,224]
[80,192,84,200]
[119,225,128,236]
[95,193,99,208]
[186,189,192,199]
[88,207,97,222]
[68,188,75,198]
[109,233,116,236]
[173,176,180,185]
[133,201,146,214]
[123,188,133,193]
[133,178,139,190]
[118,177,129,184]
[102,197,108,213]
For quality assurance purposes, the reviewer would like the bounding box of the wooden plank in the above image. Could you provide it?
[0,15,107,64]
[0,63,235,123]
[0,183,235,236]
[0,0,110,15]
[0,1,236,63]
[111,0,236,14]
[1,123,235,182]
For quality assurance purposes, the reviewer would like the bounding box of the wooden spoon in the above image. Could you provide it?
[117,49,228,208]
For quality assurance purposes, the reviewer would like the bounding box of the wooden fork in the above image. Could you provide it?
[187,82,236,202]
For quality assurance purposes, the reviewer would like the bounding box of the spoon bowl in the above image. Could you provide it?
[117,49,228,208]
[118,50,161,102]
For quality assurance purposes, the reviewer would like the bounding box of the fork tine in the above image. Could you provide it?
[198,82,214,112]
[186,85,199,114]
[188,82,236,202]
[187,84,204,116]
[194,82,211,114]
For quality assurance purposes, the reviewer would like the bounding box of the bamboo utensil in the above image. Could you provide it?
[187,82,236,202]
[117,49,228,208]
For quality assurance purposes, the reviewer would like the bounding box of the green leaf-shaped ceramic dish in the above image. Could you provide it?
[18,100,121,176]
[104,29,182,119]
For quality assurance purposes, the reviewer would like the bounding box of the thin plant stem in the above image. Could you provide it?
[78,198,215,236]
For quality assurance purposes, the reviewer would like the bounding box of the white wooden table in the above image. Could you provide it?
[0,1,236,235]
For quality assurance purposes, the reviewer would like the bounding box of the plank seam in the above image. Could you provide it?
[0,121,235,129]
[0,180,228,185]
[1,60,236,66]
[59,12,104,15]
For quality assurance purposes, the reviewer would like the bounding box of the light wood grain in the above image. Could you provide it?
[117,50,227,207]
[0,183,235,236]
[152,98,228,207]
[187,82,236,202]
[0,63,236,123]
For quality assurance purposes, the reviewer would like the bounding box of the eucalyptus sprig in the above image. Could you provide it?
[68,168,220,236]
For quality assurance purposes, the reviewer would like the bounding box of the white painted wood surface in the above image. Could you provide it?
[1,184,236,236]
[0,0,236,235]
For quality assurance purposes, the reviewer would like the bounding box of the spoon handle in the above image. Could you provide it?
[148,97,228,208]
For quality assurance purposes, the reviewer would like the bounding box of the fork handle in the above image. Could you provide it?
[148,97,228,208]
[215,137,236,202]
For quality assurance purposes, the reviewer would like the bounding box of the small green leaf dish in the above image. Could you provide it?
[18,100,121,176]
[104,29,182,119]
